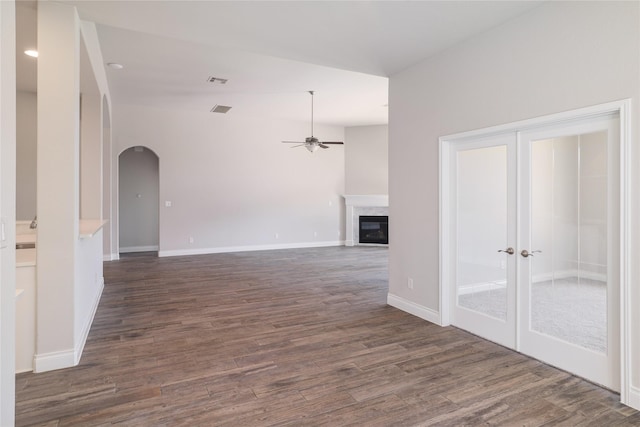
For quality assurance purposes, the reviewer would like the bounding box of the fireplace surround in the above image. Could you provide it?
[343,195,389,246]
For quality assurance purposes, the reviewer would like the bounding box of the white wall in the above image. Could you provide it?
[75,229,103,353]
[36,0,81,369]
[79,21,114,260]
[79,89,102,220]
[345,124,388,195]
[102,97,114,259]
[388,0,639,400]
[0,0,16,423]
[16,90,36,220]
[35,3,109,373]
[114,104,345,256]
[119,147,159,252]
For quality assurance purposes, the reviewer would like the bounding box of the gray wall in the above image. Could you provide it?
[118,146,159,251]
[345,124,388,195]
[16,90,36,220]
[113,103,345,255]
[388,0,639,385]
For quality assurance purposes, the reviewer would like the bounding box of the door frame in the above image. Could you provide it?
[439,99,632,404]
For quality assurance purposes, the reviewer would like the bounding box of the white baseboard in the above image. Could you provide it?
[159,240,345,258]
[34,278,104,373]
[345,240,355,247]
[103,252,119,262]
[458,281,506,295]
[387,293,441,325]
[34,349,76,373]
[532,269,606,283]
[75,278,104,365]
[627,385,640,411]
[119,245,159,253]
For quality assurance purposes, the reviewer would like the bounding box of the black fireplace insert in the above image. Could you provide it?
[359,215,388,244]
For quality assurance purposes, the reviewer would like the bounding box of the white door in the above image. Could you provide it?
[519,113,620,391]
[449,133,517,349]
[447,112,620,391]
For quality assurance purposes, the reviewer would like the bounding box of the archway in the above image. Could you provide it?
[118,146,159,255]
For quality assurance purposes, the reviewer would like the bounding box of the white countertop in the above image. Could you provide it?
[80,219,108,239]
[16,234,36,245]
[14,220,107,267]
[16,248,36,267]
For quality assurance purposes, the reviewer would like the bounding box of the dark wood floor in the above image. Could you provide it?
[15,247,640,426]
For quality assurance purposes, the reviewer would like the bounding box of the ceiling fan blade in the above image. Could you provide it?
[319,144,329,149]
[290,144,306,148]
[320,141,344,145]
[282,141,305,144]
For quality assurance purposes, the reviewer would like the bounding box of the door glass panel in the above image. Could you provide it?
[530,131,608,353]
[456,146,508,321]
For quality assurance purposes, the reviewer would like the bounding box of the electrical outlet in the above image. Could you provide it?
[189,236,194,244]
[314,231,318,238]
[407,278,414,290]
[275,233,279,239]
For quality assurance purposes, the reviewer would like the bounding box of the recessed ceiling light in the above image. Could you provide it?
[24,50,38,58]
[107,62,124,70]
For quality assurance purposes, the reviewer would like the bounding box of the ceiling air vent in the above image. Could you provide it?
[207,76,228,84]
[210,105,232,114]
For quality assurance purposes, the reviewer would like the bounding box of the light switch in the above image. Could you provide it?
[165,201,172,207]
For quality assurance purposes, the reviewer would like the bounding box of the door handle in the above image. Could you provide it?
[521,249,541,258]
[498,247,514,255]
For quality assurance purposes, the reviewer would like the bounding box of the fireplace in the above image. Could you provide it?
[359,216,388,244]
[343,195,388,246]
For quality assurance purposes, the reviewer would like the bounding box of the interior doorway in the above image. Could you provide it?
[118,146,159,255]
[102,96,113,260]
[440,101,630,397]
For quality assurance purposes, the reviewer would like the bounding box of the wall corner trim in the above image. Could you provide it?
[627,386,640,411]
[387,293,441,325]
[74,280,104,365]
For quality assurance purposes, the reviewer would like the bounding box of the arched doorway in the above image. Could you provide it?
[118,146,159,255]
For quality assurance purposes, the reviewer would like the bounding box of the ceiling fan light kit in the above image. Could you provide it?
[282,91,344,153]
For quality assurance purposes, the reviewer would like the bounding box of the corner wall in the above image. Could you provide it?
[35,3,110,372]
[388,0,639,406]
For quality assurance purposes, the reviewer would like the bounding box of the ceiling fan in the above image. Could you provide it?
[282,91,344,153]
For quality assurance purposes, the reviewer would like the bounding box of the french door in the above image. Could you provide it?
[447,112,620,391]
[450,133,517,349]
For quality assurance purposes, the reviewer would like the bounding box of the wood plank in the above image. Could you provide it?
[15,247,638,425]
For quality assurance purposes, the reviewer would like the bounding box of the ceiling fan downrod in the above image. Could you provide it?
[309,90,314,138]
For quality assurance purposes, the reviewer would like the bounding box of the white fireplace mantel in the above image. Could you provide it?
[343,195,389,246]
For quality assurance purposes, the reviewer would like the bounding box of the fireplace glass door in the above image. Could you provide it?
[359,216,388,244]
